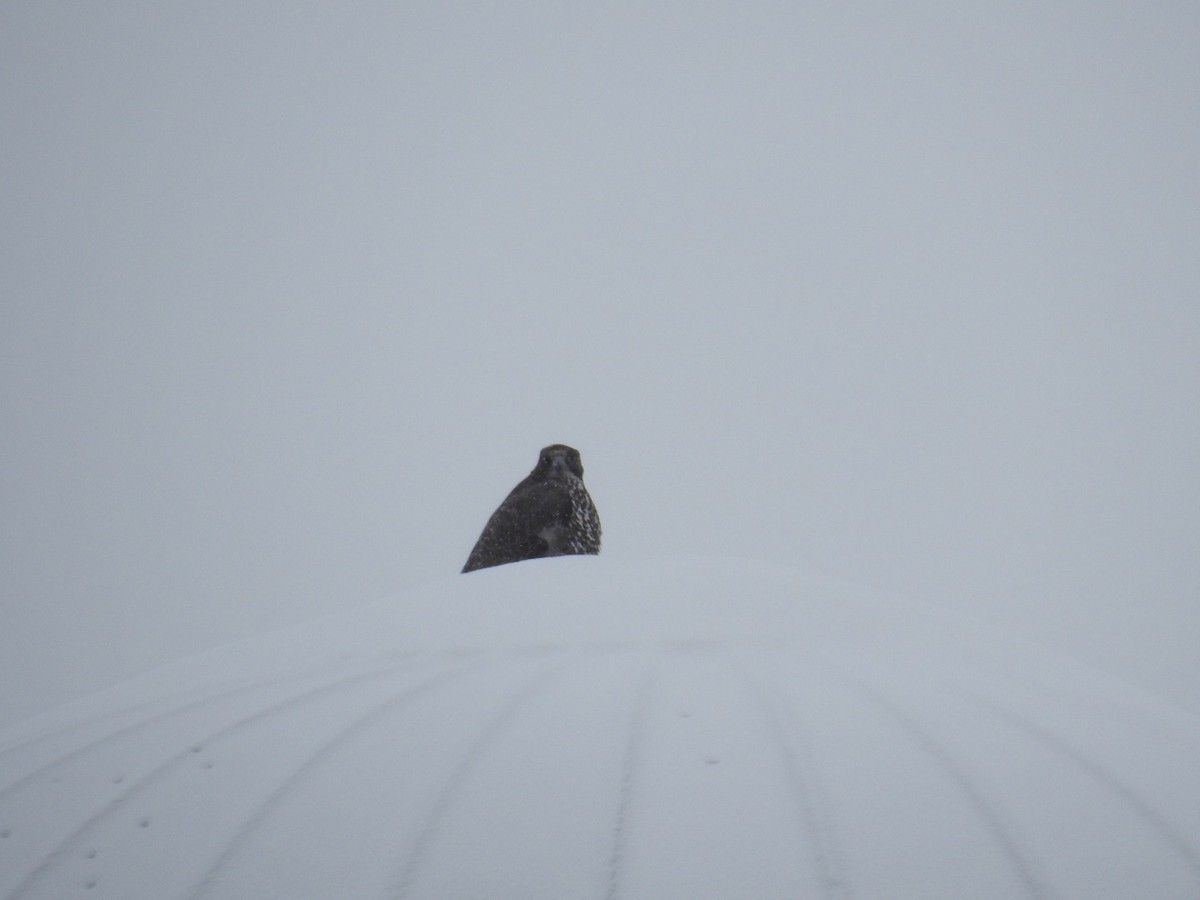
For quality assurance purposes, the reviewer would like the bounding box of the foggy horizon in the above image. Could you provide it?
[2,2,1198,727]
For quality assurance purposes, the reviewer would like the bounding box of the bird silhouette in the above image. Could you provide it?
[462,444,601,573]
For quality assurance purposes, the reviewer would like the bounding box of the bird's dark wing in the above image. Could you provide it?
[461,479,573,573]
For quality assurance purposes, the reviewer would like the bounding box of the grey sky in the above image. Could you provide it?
[3,2,1198,727]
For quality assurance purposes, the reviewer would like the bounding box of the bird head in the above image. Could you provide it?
[537,444,585,480]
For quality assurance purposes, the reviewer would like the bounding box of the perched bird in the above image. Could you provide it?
[462,444,601,573]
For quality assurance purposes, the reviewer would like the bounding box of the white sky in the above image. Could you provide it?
[2,2,1198,727]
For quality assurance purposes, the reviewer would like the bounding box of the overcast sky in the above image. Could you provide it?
[3,1,1198,728]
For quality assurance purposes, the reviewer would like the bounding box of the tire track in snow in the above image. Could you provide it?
[818,656,1056,900]
[1,654,459,900]
[962,689,1200,886]
[0,671,329,806]
[0,658,353,762]
[732,657,852,900]
[603,663,657,900]
[0,653,420,800]
[0,689,246,803]
[183,661,482,900]
[385,658,571,900]
[814,637,1200,888]
[0,690,215,762]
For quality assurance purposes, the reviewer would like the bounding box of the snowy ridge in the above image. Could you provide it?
[1,556,1198,899]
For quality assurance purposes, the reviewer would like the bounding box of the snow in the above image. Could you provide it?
[2,555,1199,899]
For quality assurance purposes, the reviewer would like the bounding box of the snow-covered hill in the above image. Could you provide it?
[2,556,1198,899]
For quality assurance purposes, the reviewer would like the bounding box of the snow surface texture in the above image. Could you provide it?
[2,556,1199,900]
